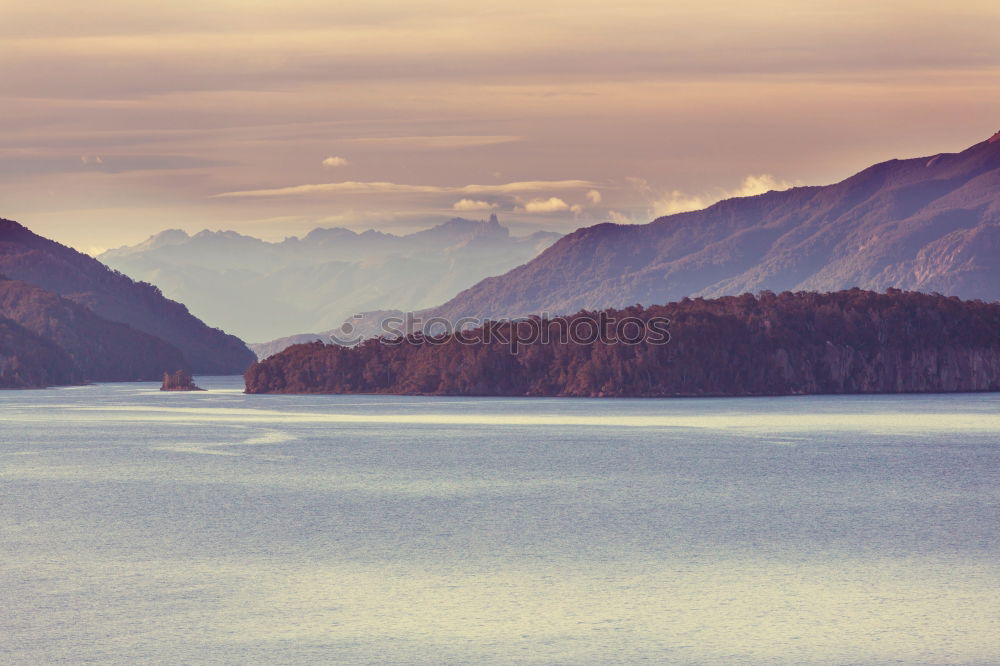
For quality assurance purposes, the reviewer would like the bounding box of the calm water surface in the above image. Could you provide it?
[2,377,999,664]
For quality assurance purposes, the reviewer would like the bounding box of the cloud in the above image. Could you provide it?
[322,156,349,168]
[80,155,103,164]
[344,135,523,150]
[586,189,602,205]
[651,191,713,216]
[452,199,497,211]
[214,179,596,198]
[625,176,652,194]
[522,197,570,213]
[80,244,110,257]
[731,174,796,198]
[652,174,796,217]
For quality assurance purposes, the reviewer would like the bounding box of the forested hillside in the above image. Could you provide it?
[0,277,186,381]
[246,290,1000,397]
[0,314,81,389]
[0,218,254,374]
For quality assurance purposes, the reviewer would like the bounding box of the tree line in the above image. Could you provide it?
[245,289,1000,397]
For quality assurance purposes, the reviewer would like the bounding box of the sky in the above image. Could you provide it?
[2,0,999,254]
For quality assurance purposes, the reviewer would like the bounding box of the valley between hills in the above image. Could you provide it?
[4,133,1000,395]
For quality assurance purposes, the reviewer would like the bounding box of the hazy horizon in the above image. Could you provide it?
[2,1,999,254]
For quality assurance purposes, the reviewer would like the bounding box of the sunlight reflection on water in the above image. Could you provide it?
[2,378,999,663]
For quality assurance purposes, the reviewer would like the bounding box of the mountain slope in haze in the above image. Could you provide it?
[429,132,1000,322]
[0,219,255,374]
[100,215,561,342]
[0,277,186,381]
[0,314,81,388]
[246,308,410,359]
[248,332,326,360]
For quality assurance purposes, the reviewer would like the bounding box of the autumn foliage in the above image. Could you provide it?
[245,289,1000,397]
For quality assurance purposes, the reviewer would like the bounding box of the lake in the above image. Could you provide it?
[2,377,999,664]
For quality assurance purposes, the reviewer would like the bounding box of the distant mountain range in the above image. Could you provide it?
[100,215,561,342]
[0,218,254,384]
[424,132,1000,323]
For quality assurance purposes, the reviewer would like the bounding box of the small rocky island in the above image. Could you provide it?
[160,369,205,391]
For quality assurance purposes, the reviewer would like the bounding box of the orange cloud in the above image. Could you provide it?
[214,180,596,198]
[521,197,570,213]
[452,199,497,211]
[652,174,796,216]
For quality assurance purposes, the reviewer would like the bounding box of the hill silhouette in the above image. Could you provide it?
[0,219,254,374]
[0,313,80,388]
[428,133,1000,323]
[245,290,1000,397]
[0,277,187,381]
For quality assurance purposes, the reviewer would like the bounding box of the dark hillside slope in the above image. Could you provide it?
[0,277,186,381]
[0,315,80,388]
[0,219,254,373]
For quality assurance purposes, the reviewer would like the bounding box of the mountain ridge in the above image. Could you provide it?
[0,218,255,374]
[99,215,561,341]
[0,277,187,381]
[425,133,1000,323]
